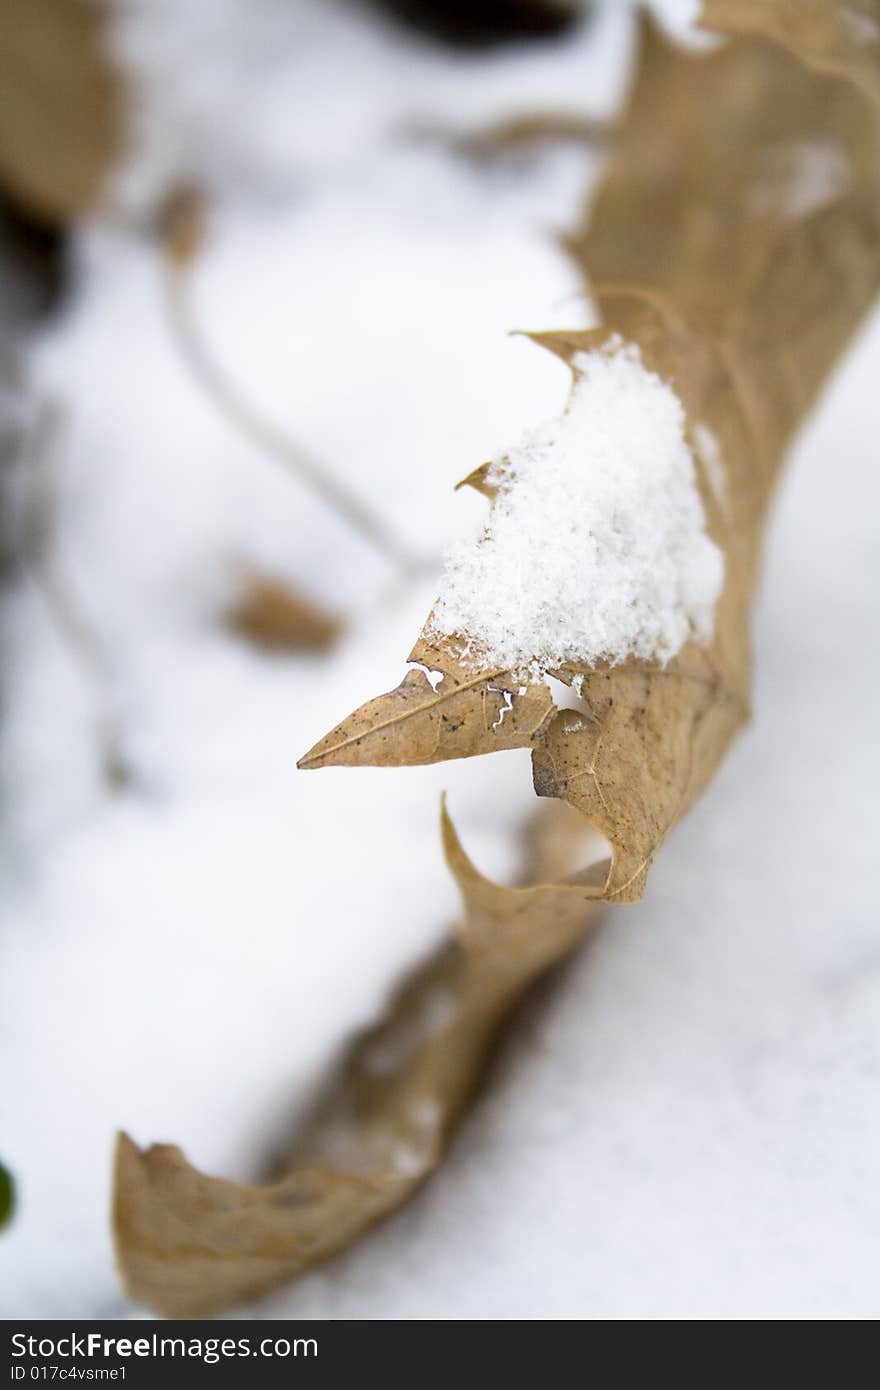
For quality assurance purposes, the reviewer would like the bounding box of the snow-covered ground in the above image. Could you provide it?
[1,0,878,1320]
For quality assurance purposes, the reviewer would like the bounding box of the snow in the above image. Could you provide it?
[0,0,878,1324]
[693,421,726,510]
[0,0,599,1320]
[431,340,724,676]
[105,0,630,215]
[262,305,880,1322]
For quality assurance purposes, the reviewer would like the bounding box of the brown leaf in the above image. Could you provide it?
[0,0,119,222]
[227,575,344,654]
[568,15,880,389]
[114,803,603,1317]
[302,14,880,903]
[115,5,880,1317]
[702,0,880,106]
[299,632,554,768]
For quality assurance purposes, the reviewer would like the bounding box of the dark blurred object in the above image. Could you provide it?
[0,1161,13,1231]
[371,0,583,47]
[0,192,68,326]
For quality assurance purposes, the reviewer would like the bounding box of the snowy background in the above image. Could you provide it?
[1,0,878,1320]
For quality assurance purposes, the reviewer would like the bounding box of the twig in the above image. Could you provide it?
[162,260,428,578]
[19,404,131,789]
[406,110,613,163]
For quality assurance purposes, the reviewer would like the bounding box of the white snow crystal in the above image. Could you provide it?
[693,421,726,509]
[431,340,724,678]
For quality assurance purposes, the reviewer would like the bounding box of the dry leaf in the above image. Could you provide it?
[114,803,603,1317]
[226,575,344,653]
[0,0,119,222]
[702,0,880,105]
[300,636,554,767]
[301,11,880,902]
[114,4,880,1315]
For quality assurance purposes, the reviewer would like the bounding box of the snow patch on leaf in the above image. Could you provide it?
[750,138,851,218]
[430,339,723,679]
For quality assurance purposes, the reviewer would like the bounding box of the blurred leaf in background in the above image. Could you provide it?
[0,0,118,223]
